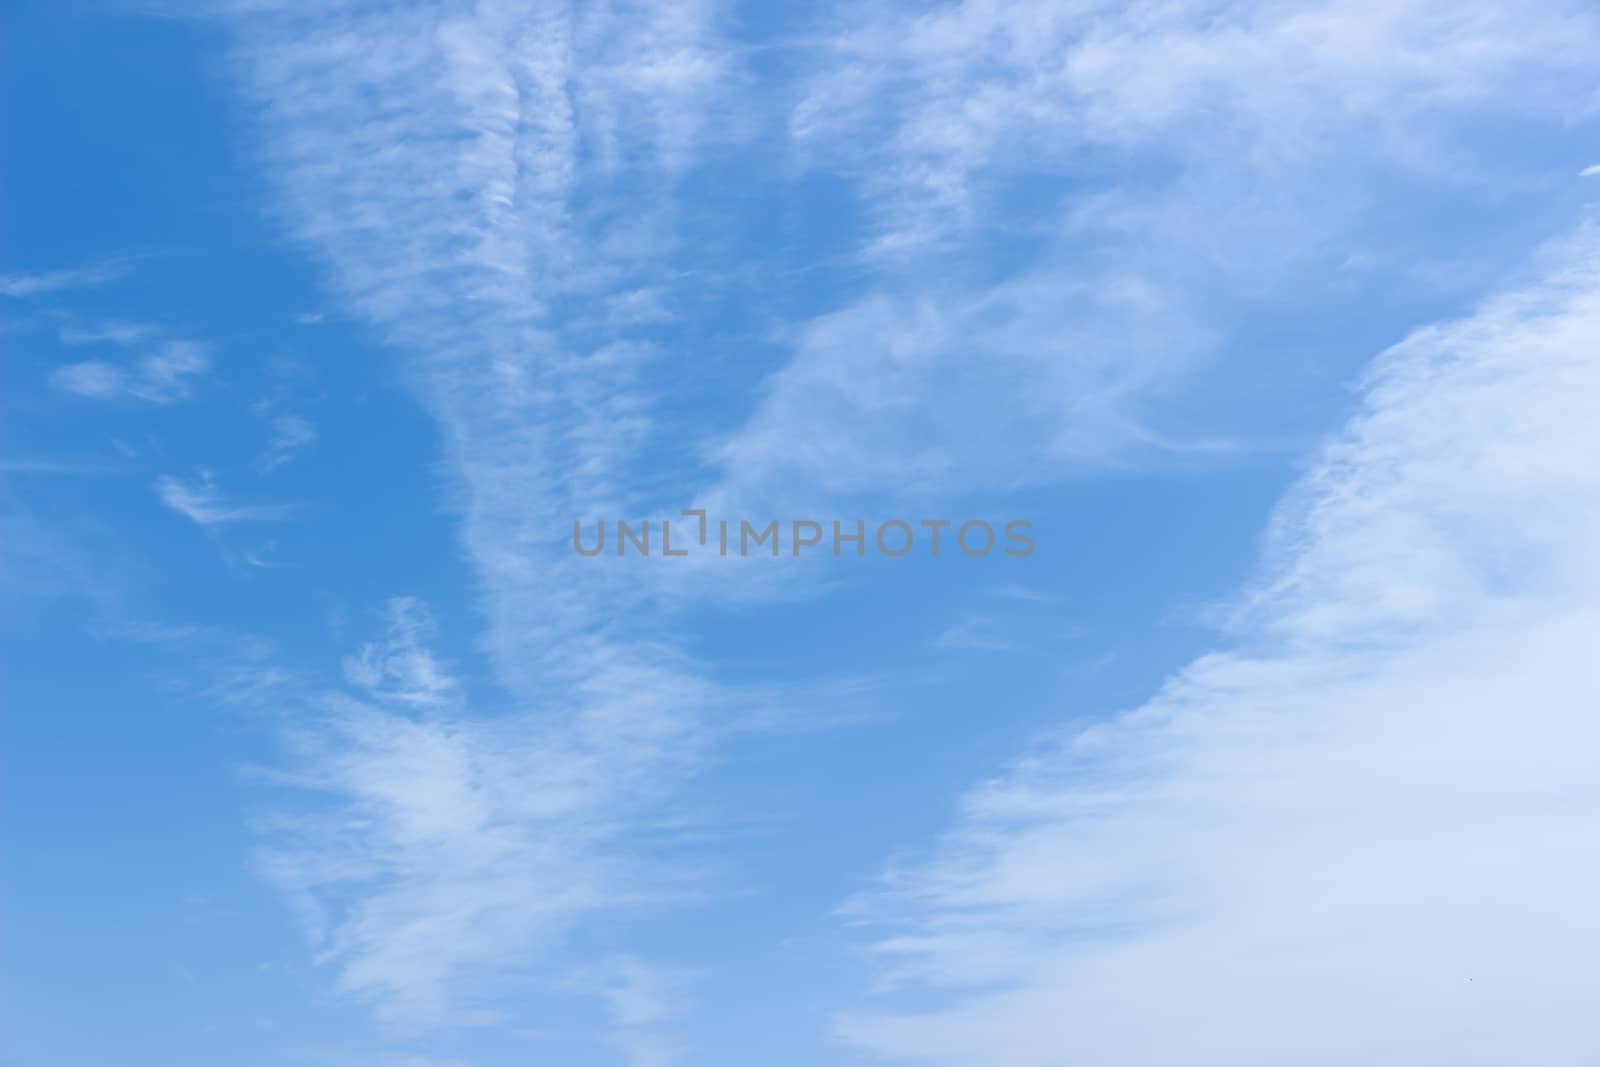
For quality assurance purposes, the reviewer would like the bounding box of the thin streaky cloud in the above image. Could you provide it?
[835,223,1600,1067]
[52,361,128,399]
[110,621,202,644]
[156,476,294,527]
[57,320,157,346]
[134,343,210,400]
[247,598,738,1034]
[934,620,1016,654]
[256,413,317,472]
[793,0,1600,255]
[0,258,128,298]
[185,0,1600,1060]
[683,0,1600,578]
[53,342,211,404]
[221,0,746,1038]
[0,458,121,477]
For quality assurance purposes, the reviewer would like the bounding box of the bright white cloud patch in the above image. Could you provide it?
[835,227,1600,1066]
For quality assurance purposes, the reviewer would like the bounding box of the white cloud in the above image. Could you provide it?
[0,259,127,298]
[215,0,1600,1056]
[703,271,1205,510]
[112,621,200,643]
[257,413,316,472]
[250,599,732,1034]
[340,597,455,708]
[58,320,157,346]
[184,5,777,1030]
[794,0,1600,254]
[565,958,694,1067]
[136,342,210,399]
[53,341,211,403]
[0,513,111,604]
[593,959,688,1031]
[834,226,1600,1065]
[217,0,747,1040]
[1582,164,1600,177]
[935,619,1016,654]
[156,475,292,527]
[688,0,1600,535]
[52,361,128,399]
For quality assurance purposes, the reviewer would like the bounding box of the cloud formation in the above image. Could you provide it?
[251,599,731,1032]
[220,2,748,1037]
[0,259,127,298]
[156,475,292,526]
[835,225,1600,1066]
[211,0,1600,1057]
[696,0,1600,524]
[793,0,1600,254]
[256,413,317,472]
[53,342,211,403]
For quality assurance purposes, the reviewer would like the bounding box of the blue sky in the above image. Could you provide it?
[4,2,1600,1065]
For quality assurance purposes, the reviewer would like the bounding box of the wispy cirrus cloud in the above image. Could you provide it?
[835,225,1600,1066]
[248,598,733,1033]
[793,0,1600,256]
[211,0,1600,1058]
[338,597,456,708]
[255,413,316,472]
[0,512,112,605]
[220,0,744,1042]
[53,342,211,403]
[691,0,1600,528]
[0,258,129,299]
[570,957,695,1067]
[156,475,293,527]
[702,271,1207,511]
[56,319,157,346]
[110,620,201,644]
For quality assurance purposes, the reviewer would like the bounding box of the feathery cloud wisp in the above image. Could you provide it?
[794,0,1600,255]
[835,225,1600,1067]
[256,414,316,472]
[224,0,740,1036]
[0,259,127,298]
[53,342,211,403]
[215,0,1600,1053]
[156,476,293,527]
[250,599,732,1033]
